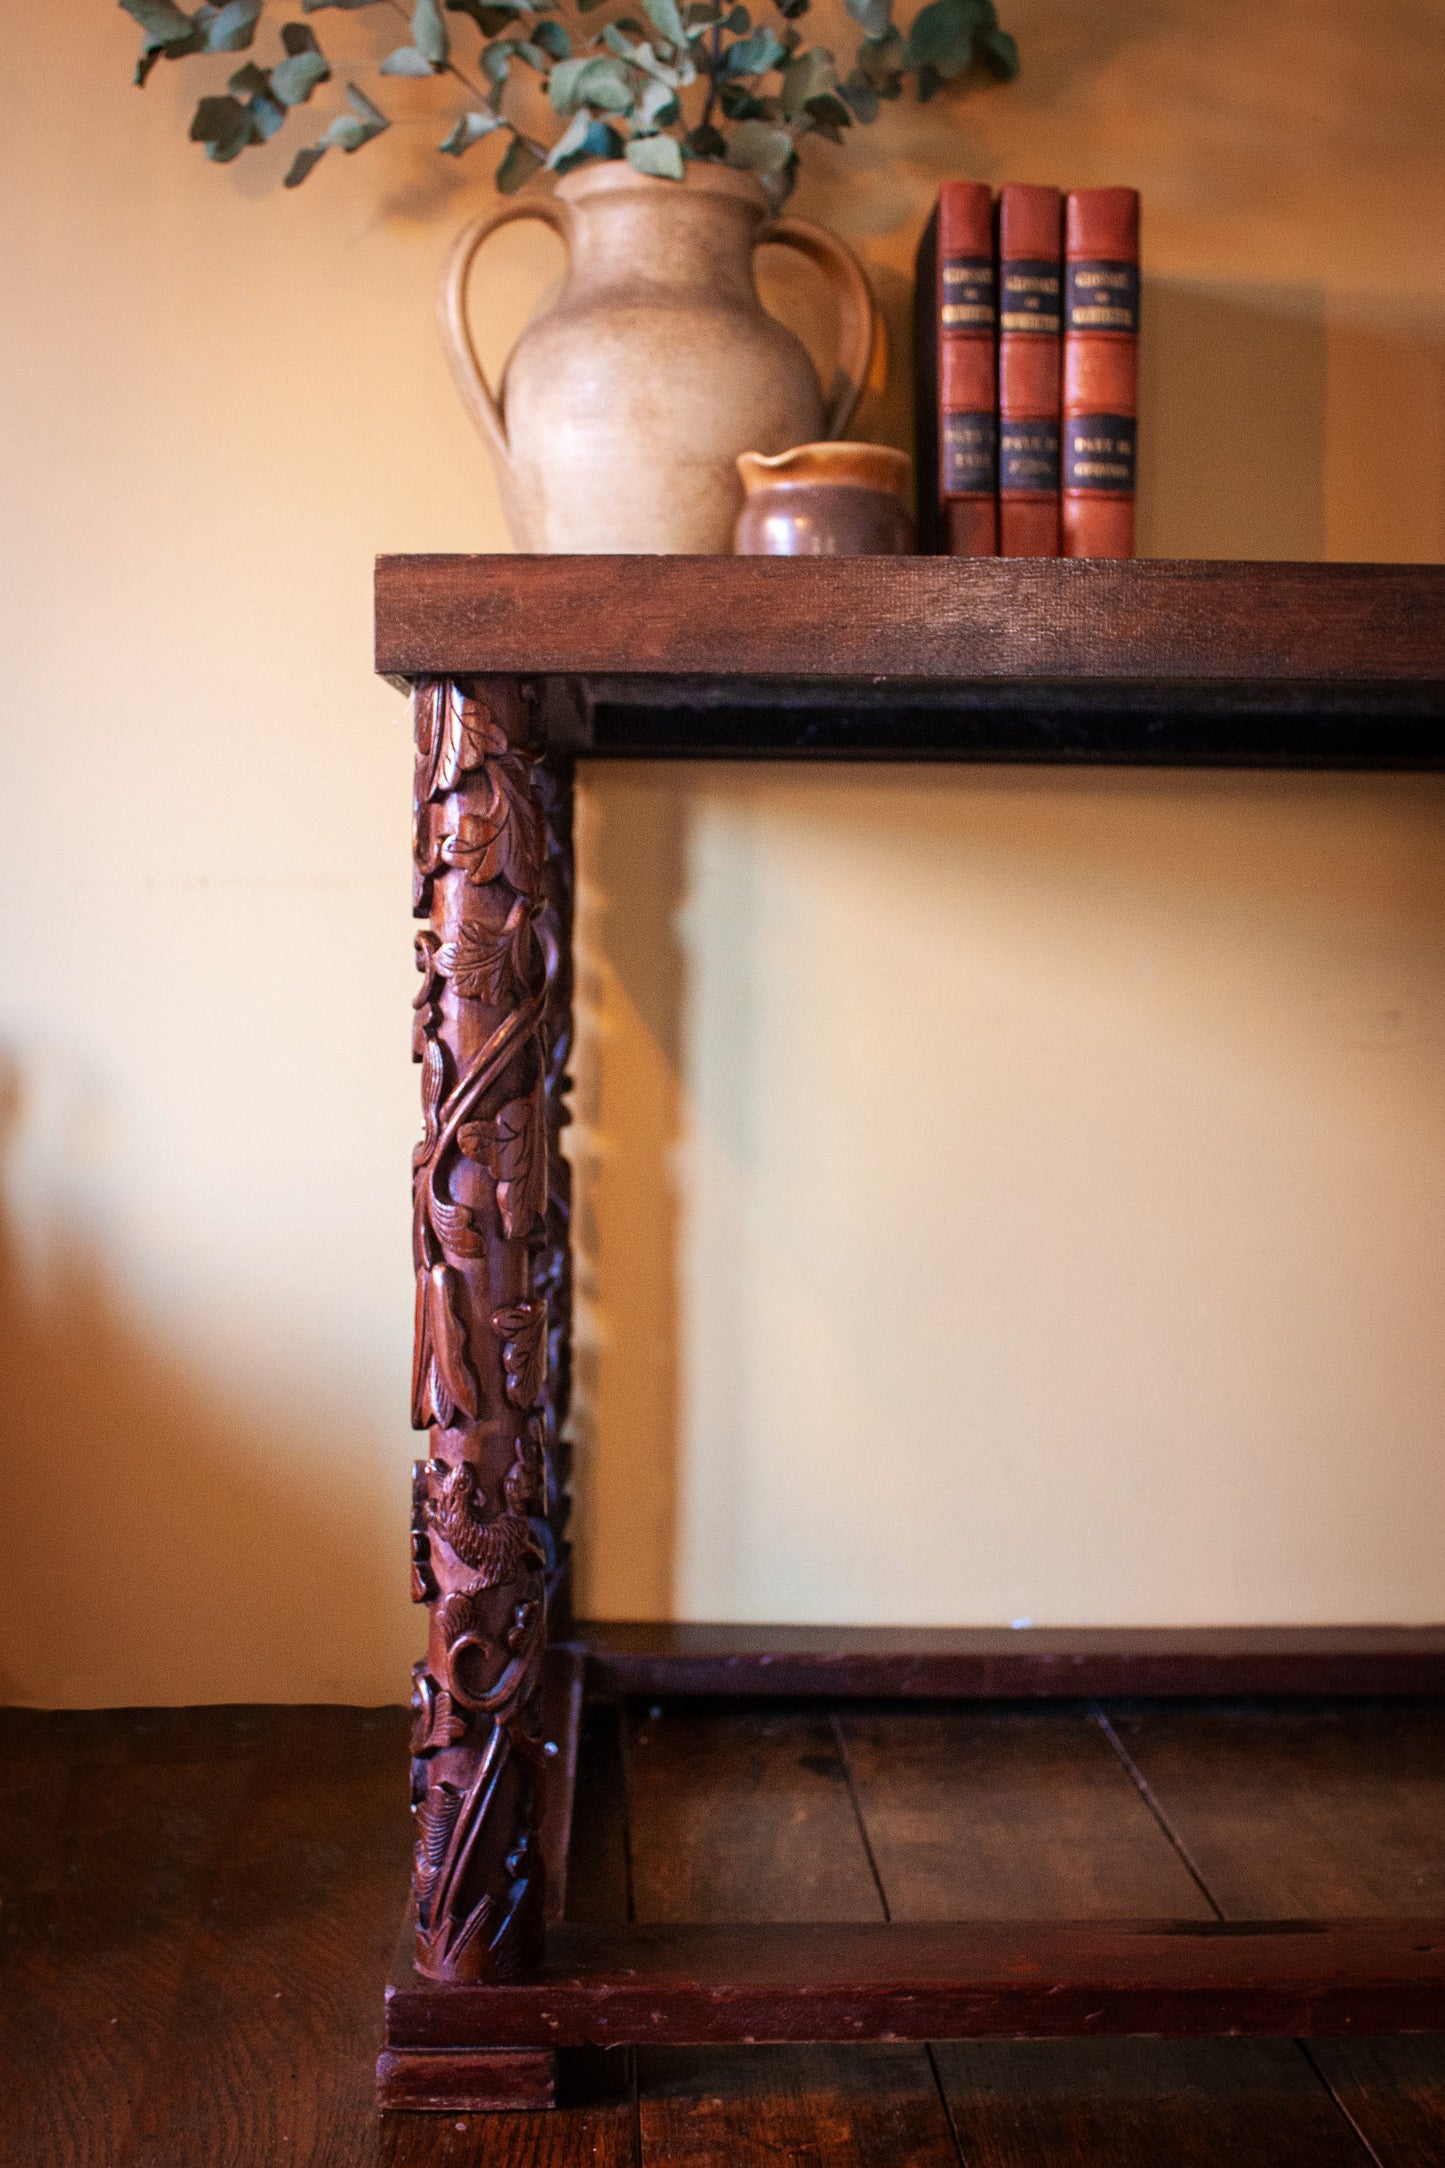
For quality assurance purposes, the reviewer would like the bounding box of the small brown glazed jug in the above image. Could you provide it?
[734,441,915,554]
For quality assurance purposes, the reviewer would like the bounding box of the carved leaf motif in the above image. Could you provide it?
[412,931,443,1062]
[412,1263,480,1430]
[410,1666,467,1756]
[416,683,501,804]
[436,910,516,1006]
[415,1781,463,1913]
[431,690,501,799]
[416,1037,445,1163]
[428,1194,486,1260]
[440,755,544,899]
[489,1078,547,1241]
[491,1298,548,1411]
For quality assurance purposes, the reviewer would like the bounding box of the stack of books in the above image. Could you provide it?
[914,183,1140,558]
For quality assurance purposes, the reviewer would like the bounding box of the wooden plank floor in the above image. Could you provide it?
[2,1699,1444,2164]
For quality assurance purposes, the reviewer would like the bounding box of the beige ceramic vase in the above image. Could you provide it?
[439,160,879,553]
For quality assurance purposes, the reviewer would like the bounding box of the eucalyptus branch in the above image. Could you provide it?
[117,0,1020,196]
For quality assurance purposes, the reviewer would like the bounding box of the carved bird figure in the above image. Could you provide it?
[427,1458,545,1588]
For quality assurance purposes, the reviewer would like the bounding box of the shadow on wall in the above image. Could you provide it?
[0,1059,401,1708]
[1138,278,1327,560]
[570,773,688,1622]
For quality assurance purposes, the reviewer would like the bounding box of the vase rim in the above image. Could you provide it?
[553,157,768,211]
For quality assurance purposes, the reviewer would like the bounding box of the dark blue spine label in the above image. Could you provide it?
[1065,259,1139,336]
[999,258,1061,335]
[942,410,997,495]
[1064,414,1136,493]
[999,420,1060,494]
[940,253,995,331]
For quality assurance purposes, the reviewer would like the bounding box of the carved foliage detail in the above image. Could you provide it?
[492,1299,548,1412]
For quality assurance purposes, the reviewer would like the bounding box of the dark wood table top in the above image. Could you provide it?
[375,557,1445,767]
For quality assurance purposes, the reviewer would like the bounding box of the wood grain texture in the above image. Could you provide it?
[637,2044,961,2168]
[837,1704,1213,1921]
[375,556,1445,686]
[836,1706,1380,2166]
[1309,2036,1445,2168]
[1116,1699,1445,2162]
[1109,1701,1445,1919]
[383,1916,1445,2046]
[625,1703,882,1925]
[575,1623,1445,1700]
[622,1704,960,2167]
[932,2038,1374,2168]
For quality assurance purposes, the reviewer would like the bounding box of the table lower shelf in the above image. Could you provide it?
[379,1648,1445,2112]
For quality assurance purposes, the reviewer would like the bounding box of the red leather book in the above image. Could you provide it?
[913,183,997,555]
[1062,188,1140,559]
[997,183,1062,558]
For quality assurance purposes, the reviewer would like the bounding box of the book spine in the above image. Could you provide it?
[912,207,941,553]
[997,183,1062,558]
[1062,187,1140,559]
[936,182,997,557]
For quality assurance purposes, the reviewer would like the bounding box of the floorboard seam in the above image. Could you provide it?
[829,1711,892,1923]
[1296,2041,1389,2168]
[1089,1702,1225,1919]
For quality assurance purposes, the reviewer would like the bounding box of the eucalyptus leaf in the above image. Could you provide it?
[780,45,833,114]
[120,0,196,42]
[532,20,571,58]
[549,53,634,113]
[976,22,1017,76]
[905,0,986,78]
[413,0,449,64]
[640,0,686,46]
[301,0,383,10]
[722,4,749,26]
[723,25,784,72]
[248,88,288,134]
[637,76,680,124]
[839,70,879,118]
[284,143,328,182]
[189,91,256,159]
[557,116,624,169]
[724,115,792,169]
[273,47,331,98]
[380,43,436,71]
[496,135,544,190]
[513,39,550,67]
[345,80,390,125]
[482,38,513,83]
[199,0,261,49]
[625,130,683,177]
[227,59,271,94]
[543,107,592,166]
[719,79,768,118]
[686,119,727,155]
[439,106,503,149]
[844,0,889,32]
[854,27,902,89]
[773,0,808,21]
[282,23,323,53]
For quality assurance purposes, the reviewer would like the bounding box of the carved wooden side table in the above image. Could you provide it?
[376,556,1445,2113]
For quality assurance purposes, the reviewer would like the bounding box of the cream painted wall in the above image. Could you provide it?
[1,1,1442,1701]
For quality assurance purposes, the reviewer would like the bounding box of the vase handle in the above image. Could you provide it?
[438,196,567,480]
[755,216,879,439]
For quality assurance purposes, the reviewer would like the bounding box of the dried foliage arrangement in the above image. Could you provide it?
[119,0,1019,199]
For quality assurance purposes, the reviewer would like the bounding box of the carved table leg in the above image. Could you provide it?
[406,677,560,1991]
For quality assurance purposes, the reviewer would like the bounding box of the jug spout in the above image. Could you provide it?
[737,441,912,500]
